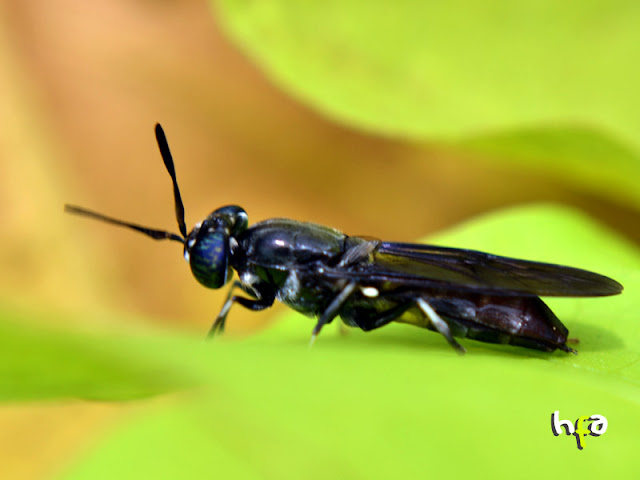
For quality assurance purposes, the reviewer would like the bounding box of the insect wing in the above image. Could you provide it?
[320,242,623,297]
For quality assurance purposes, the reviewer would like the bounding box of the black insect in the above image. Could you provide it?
[65,124,623,354]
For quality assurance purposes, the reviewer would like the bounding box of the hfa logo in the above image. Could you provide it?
[550,411,608,450]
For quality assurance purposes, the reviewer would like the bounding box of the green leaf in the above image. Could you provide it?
[456,126,640,209]
[0,308,198,402]
[60,355,640,479]
[213,1,640,141]
[51,204,638,479]
[213,1,640,207]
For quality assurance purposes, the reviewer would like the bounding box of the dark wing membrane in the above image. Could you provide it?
[323,242,623,297]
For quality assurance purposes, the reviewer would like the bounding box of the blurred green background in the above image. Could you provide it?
[1,1,639,478]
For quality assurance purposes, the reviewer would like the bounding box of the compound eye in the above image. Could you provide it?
[189,230,231,289]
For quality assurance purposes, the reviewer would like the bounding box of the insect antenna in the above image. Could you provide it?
[155,123,187,239]
[64,205,185,243]
[64,123,188,244]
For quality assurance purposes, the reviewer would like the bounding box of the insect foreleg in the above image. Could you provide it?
[208,281,274,337]
[309,282,357,347]
[416,298,466,354]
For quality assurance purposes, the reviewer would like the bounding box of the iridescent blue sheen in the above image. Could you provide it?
[189,231,229,288]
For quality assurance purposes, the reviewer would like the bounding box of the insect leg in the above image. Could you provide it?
[208,281,274,337]
[416,298,466,354]
[310,282,357,347]
[348,302,413,331]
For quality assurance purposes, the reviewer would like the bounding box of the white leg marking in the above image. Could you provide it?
[417,298,450,335]
[417,298,466,354]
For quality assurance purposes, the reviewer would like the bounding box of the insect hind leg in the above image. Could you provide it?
[416,298,466,354]
[341,297,466,354]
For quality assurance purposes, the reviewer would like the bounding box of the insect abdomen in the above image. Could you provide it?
[343,292,571,352]
[430,295,570,352]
